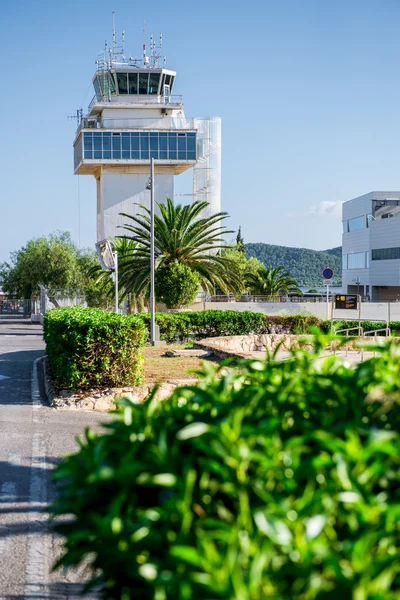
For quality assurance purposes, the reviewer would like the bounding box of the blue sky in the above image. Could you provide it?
[2,0,400,261]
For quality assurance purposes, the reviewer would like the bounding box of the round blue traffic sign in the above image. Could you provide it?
[322,268,334,280]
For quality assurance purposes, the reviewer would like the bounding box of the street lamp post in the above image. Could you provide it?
[149,158,155,345]
[354,277,361,300]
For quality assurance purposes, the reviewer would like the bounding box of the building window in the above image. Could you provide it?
[348,215,366,232]
[116,73,128,94]
[347,252,367,269]
[342,221,348,233]
[372,247,400,261]
[342,254,347,269]
[82,131,197,161]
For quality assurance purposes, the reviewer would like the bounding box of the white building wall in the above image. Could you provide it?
[342,191,400,300]
[97,169,173,240]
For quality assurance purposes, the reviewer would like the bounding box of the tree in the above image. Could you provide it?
[235,226,245,254]
[155,262,200,308]
[89,238,146,312]
[118,199,241,297]
[0,232,112,308]
[219,247,264,295]
[246,265,302,297]
[0,232,82,298]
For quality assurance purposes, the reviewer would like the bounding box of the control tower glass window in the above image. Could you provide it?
[128,72,138,94]
[97,72,116,96]
[117,73,128,94]
[139,73,149,94]
[149,73,160,94]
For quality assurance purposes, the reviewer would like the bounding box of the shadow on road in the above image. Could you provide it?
[0,349,45,406]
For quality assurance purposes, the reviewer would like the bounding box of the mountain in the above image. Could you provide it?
[245,243,342,286]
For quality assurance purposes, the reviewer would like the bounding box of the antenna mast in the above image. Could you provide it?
[112,11,116,53]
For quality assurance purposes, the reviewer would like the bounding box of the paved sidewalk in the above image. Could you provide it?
[0,321,110,598]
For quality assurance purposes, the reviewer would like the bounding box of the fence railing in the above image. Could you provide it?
[0,299,31,316]
[87,94,183,113]
[196,294,331,304]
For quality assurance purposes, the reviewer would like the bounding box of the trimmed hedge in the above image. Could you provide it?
[333,319,400,336]
[50,334,400,598]
[43,307,146,389]
[139,310,328,342]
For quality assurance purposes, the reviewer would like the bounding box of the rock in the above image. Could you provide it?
[170,349,212,358]
[95,396,115,411]
[154,382,177,401]
[76,397,95,410]
[59,390,75,398]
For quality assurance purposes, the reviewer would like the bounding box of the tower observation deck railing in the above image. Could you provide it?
[78,116,194,133]
[87,94,183,113]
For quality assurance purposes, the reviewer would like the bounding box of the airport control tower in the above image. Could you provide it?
[73,24,221,241]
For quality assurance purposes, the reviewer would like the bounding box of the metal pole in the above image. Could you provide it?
[326,283,329,320]
[150,157,155,345]
[114,251,119,313]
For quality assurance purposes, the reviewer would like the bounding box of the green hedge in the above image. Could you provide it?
[51,334,400,599]
[43,307,146,389]
[139,310,328,342]
[332,319,400,335]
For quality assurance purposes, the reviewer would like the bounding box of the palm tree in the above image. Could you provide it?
[118,199,241,296]
[89,238,146,312]
[246,265,301,298]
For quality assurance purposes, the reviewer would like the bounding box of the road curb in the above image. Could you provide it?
[42,356,55,406]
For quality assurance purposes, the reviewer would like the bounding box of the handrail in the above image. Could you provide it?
[362,328,391,337]
[88,94,183,113]
[335,326,364,336]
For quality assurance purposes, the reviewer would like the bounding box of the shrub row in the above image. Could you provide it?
[43,307,146,389]
[51,334,400,598]
[333,319,400,335]
[138,310,328,342]
[138,310,400,342]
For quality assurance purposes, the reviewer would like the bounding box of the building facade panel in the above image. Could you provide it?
[342,191,400,300]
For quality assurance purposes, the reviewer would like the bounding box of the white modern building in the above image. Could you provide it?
[342,191,400,301]
[73,27,221,240]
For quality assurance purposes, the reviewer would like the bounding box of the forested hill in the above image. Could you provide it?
[245,243,342,286]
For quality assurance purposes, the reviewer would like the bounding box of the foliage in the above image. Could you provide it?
[118,199,241,297]
[134,311,327,343]
[0,231,80,298]
[235,226,245,254]
[245,243,342,286]
[141,310,268,342]
[332,320,400,336]
[246,265,302,297]
[155,262,200,309]
[219,247,263,294]
[51,334,400,599]
[0,231,110,307]
[306,288,320,294]
[43,307,146,389]
[89,238,145,312]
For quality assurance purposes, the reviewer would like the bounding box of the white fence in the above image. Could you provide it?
[187,300,400,322]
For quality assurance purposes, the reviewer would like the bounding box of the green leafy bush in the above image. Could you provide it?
[138,310,328,342]
[333,320,399,336]
[155,263,200,309]
[43,307,146,389]
[51,334,400,599]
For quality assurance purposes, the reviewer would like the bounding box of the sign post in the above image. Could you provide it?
[95,239,119,313]
[322,268,334,320]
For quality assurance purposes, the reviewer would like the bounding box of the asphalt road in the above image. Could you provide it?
[0,318,110,599]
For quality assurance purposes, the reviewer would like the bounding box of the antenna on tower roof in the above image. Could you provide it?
[122,28,125,53]
[112,11,116,53]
